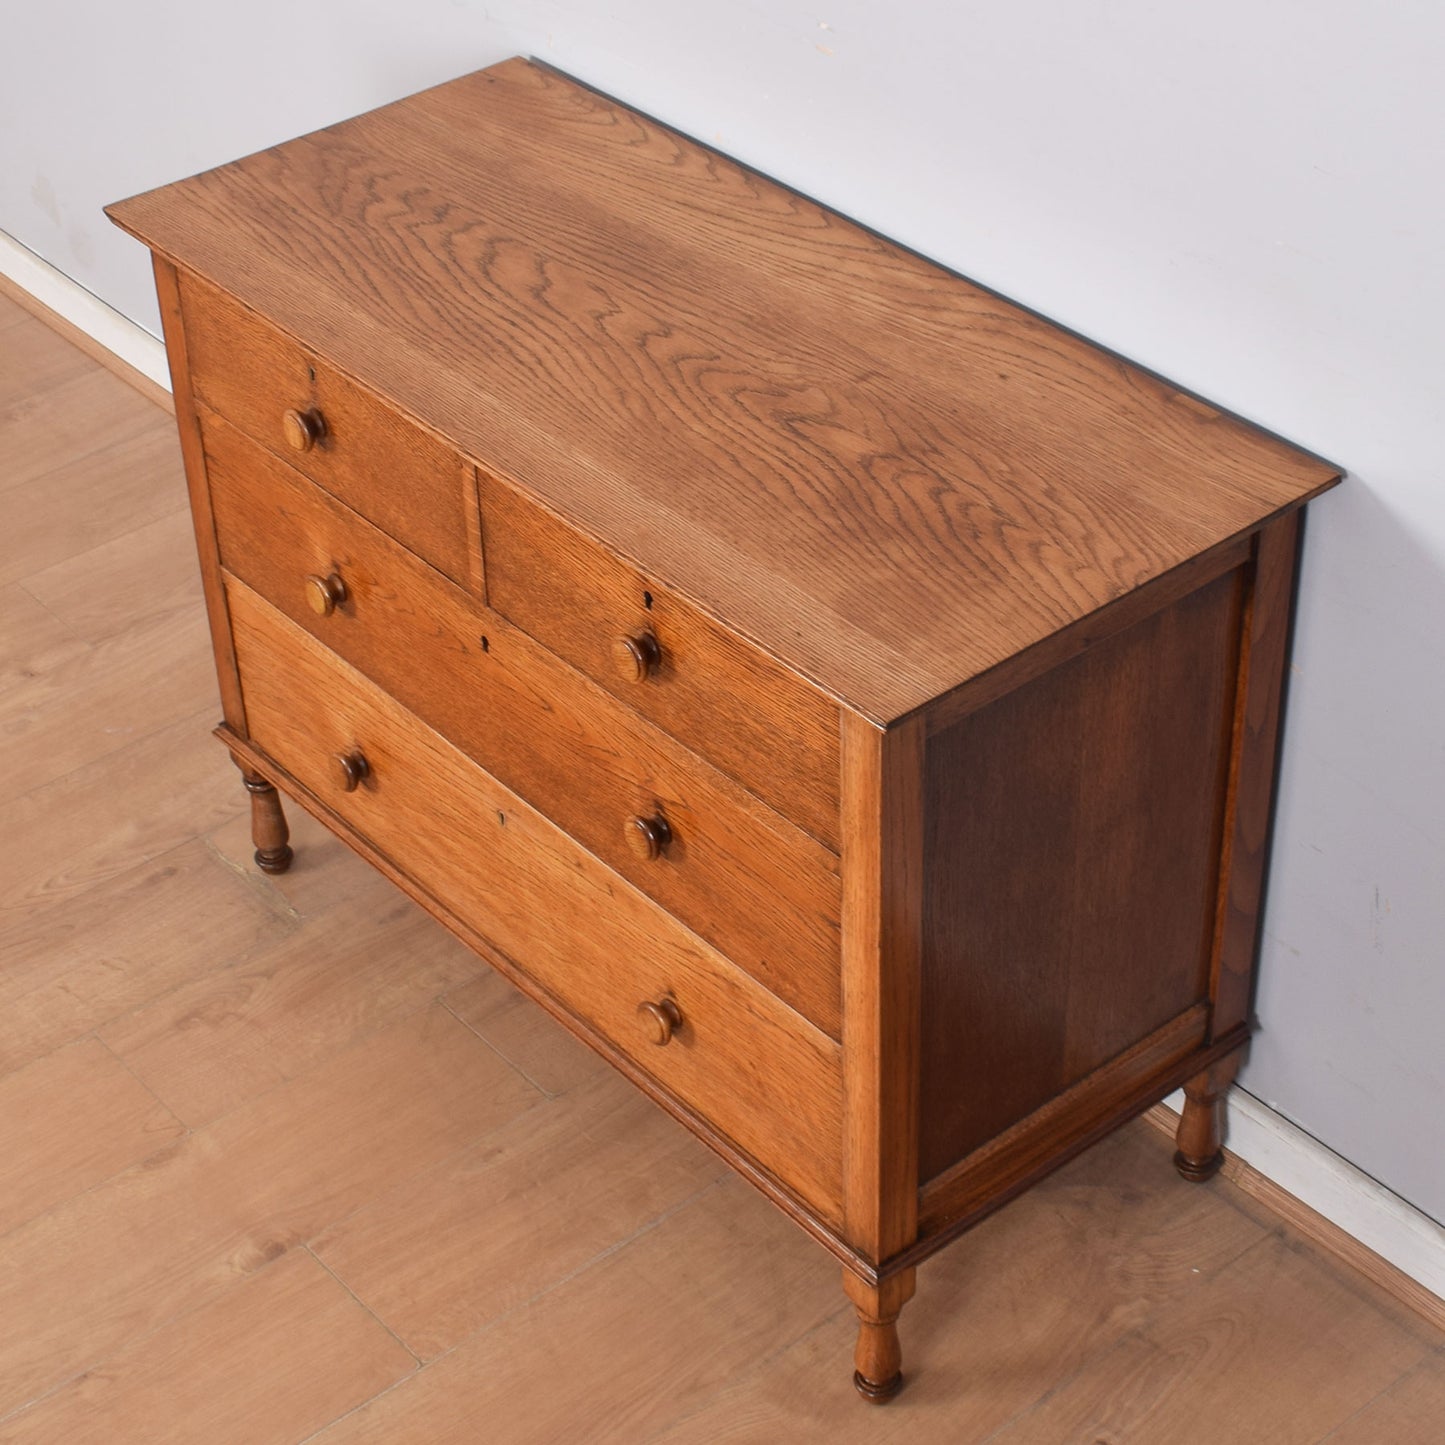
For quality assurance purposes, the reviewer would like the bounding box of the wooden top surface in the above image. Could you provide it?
[108,58,1340,723]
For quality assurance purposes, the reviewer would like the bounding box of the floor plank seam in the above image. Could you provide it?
[437,991,565,1099]
[959,1183,1282,1445]
[452,1172,729,1357]
[970,1325,1156,1445]
[0,825,255,1056]
[0,1241,299,1429]
[633,1298,861,1445]
[0,701,221,820]
[5,580,88,653]
[303,1242,424,1368]
[13,499,193,595]
[92,1030,189,1132]
[290,1354,422,1445]
[0,409,172,504]
[291,1175,734,1445]
[1310,1341,1445,1444]
[0,1115,192,1252]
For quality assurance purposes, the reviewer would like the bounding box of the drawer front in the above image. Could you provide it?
[206,412,843,1037]
[477,469,841,850]
[179,270,476,586]
[227,581,844,1224]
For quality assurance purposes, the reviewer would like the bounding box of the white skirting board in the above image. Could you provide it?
[0,229,170,392]
[6,225,1442,1312]
[1166,1085,1445,1302]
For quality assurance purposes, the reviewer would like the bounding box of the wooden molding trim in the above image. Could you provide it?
[919,1004,1212,1234]
[1143,1102,1445,1335]
[0,233,173,413]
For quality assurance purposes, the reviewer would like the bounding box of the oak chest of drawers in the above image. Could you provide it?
[108,57,1340,1401]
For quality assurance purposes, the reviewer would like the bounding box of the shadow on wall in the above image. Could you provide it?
[1245,475,1445,1224]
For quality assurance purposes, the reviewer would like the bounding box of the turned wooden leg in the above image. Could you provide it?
[842,1267,916,1403]
[240,767,293,875]
[1174,1053,1243,1182]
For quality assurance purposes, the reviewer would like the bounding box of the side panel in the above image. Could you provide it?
[918,565,1245,1182]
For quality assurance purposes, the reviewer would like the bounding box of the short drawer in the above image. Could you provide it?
[206,412,843,1037]
[476,468,841,850]
[227,581,845,1225]
[179,269,476,586]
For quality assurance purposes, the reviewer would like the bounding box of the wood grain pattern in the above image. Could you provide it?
[22,508,200,646]
[0,421,184,591]
[226,581,846,1222]
[0,584,89,699]
[0,269,173,412]
[477,466,841,847]
[221,719,866,1276]
[307,1177,844,1445]
[98,885,477,1127]
[0,1004,537,1420]
[648,1125,1271,1444]
[0,361,169,500]
[0,705,241,921]
[919,568,1243,1179]
[100,61,1344,1406]
[205,417,843,1033]
[180,269,474,585]
[0,1250,415,1445]
[916,533,1252,736]
[0,1037,183,1236]
[0,288,26,330]
[0,835,292,1075]
[1321,1354,1445,1444]
[312,1070,726,1359]
[105,59,1340,724]
[0,607,214,803]
[0,310,92,403]
[985,1232,1435,1445]
[917,1007,1219,1242]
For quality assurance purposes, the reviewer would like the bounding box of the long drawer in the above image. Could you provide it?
[206,410,843,1037]
[227,580,845,1224]
[180,270,477,587]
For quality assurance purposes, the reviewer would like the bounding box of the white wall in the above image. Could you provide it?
[5,2,1442,1221]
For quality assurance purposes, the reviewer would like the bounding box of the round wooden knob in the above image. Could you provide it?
[305,571,347,617]
[331,749,370,793]
[625,813,672,861]
[612,630,661,683]
[282,406,326,453]
[637,997,683,1046]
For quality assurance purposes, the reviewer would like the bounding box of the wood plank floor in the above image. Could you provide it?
[1,288,1442,1442]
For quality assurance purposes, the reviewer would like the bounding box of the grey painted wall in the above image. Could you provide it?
[4,2,1441,1220]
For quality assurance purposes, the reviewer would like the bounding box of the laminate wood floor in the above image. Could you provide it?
[1,290,1442,1443]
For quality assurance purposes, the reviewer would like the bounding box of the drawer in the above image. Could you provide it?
[206,411,843,1037]
[227,581,845,1224]
[179,268,477,586]
[476,468,841,850]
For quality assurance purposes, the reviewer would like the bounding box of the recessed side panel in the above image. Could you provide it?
[919,567,1245,1183]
